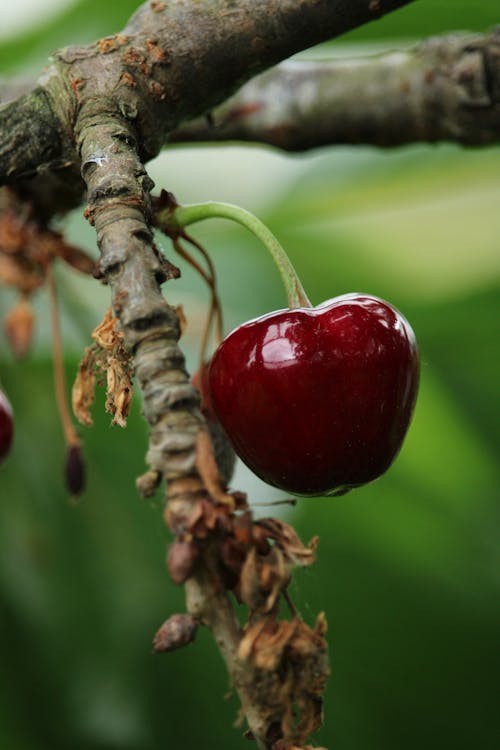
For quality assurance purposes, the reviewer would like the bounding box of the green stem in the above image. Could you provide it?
[167,202,311,309]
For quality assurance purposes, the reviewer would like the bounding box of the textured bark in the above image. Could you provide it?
[0,89,62,180]
[0,0,414,181]
[170,29,500,149]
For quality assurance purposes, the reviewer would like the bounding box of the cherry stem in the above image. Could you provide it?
[47,264,80,448]
[172,236,223,365]
[166,202,312,310]
[182,231,224,345]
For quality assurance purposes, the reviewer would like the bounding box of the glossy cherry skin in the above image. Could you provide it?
[208,294,419,496]
[0,389,14,464]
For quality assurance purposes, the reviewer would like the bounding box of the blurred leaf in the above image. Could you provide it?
[266,146,500,304]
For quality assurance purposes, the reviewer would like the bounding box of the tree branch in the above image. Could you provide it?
[0,89,63,181]
[170,29,500,150]
[0,0,414,182]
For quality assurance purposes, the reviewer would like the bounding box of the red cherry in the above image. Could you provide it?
[208,294,419,496]
[0,388,14,464]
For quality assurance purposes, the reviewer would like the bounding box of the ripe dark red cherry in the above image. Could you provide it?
[0,388,14,464]
[208,294,419,496]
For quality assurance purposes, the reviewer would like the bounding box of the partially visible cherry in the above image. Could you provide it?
[208,294,419,496]
[0,388,14,464]
[192,361,235,486]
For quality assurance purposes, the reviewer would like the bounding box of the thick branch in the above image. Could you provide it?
[0,88,63,180]
[170,29,500,150]
[0,0,414,181]
[120,0,413,155]
[3,27,499,177]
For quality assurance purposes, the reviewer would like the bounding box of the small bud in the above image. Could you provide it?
[152,613,198,653]
[4,297,34,359]
[65,443,86,497]
[167,538,200,584]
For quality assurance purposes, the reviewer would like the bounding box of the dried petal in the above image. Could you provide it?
[256,518,317,567]
[239,545,291,613]
[92,307,124,350]
[239,616,329,745]
[72,309,133,428]
[238,618,296,671]
[105,357,132,426]
[72,347,97,426]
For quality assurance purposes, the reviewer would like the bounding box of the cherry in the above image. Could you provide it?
[208,294,419,496]
[0,388,14,464]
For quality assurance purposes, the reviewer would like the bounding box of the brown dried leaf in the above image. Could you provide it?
[105,356,133,427]
[238,618,297,671]
[92,307,124,350]
[238,617,269,662]
[4,296,34,358]
[72,309,134,428]
[239,614,329,746]
[262,548,291,613]
[256,518,318,567]
[72,346,97,426]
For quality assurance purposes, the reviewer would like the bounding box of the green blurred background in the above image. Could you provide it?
[1,2,499,749]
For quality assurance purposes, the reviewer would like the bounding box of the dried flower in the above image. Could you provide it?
[72,308,133,427]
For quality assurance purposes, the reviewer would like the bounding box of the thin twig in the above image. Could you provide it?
[47,263,79,448]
